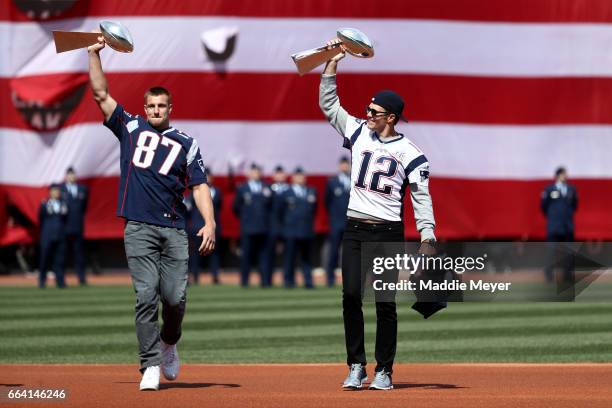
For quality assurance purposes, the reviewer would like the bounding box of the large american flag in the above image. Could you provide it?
[1,0,611,243]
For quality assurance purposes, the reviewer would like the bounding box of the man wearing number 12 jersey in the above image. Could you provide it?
[88,35,216,391]
[319,39,436,391]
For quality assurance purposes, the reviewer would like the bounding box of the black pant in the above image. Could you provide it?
[545,232,575,286]
[283,237,313,288]
[39,238,66,288]
[341,219,404,373]
[65,233,86,284]
[189,233,221,284]
[326,228,344,287]
[240,233,268,287]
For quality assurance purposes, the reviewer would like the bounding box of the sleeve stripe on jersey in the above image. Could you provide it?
[186,138,200,166]
[349,122,366,146]
[405,154,428,176]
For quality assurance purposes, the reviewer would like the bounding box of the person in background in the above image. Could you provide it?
[265,165,289,286]
[324,156,351,287]
[280,167,317,289]
[61,167,89,285]
[541,167,578,282]
[38,184,68,288]
[186,167,223,284]
[232,163,271,287]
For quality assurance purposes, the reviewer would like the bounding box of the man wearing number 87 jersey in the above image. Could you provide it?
[88,36,216,391]
[319,39,436,391]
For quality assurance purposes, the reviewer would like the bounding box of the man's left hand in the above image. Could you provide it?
[418,239,437,256]
[197,225,216,255]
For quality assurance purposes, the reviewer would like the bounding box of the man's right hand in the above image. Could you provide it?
[323,38,346,75]
[87,36,105,53]
[326,38,346,63]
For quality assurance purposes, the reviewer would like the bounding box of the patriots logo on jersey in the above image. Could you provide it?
[126,120,139,133]
[420,169,430,182]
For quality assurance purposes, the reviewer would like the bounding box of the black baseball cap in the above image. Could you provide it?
[371,90,407,122]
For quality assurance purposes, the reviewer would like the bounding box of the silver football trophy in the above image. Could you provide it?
[52,21,134,53]
[291,28,374,75]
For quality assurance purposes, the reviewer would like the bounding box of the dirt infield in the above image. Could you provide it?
[1,364,611,408]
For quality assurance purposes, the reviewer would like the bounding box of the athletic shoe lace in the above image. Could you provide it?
[349,364,363,379]
[164,346,176,364]
[373,370,389,382]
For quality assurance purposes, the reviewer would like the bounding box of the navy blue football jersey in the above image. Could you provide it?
[104,104,207,229]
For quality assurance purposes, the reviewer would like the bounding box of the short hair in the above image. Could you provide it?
[144,87,172,104]
[66,166,75,174]
[555,167,566,177]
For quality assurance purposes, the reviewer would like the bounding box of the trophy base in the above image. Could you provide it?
[291,46,342,76]
[52,31,102,53]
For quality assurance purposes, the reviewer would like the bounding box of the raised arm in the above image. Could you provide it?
[319,39,351,136]
[88,36,117,121]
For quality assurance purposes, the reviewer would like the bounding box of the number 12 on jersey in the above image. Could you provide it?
[355,151,398,195]
[132,131,181,175]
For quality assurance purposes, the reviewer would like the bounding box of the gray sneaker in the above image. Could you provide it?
[342,363,368,389]
[369,369,393,390]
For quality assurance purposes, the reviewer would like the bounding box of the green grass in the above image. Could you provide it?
[0,285,611,364]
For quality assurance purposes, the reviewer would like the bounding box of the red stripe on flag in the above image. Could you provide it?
[3,73,612,129]
[3,0,612,23]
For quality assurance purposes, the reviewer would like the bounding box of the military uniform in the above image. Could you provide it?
[325,171,350,286]
[232,180,272,287]
[61,181,89,284]
[186,186,222,284]
[38,194,68,288]
[280,183,317,288]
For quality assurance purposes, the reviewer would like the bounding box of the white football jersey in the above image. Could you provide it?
[342,116,430,222]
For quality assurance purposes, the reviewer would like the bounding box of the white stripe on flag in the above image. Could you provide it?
[4,18,612,77]
[1,121,612,186]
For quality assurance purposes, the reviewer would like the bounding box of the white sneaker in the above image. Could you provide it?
[161,341,179,381]
[139,365,160,391]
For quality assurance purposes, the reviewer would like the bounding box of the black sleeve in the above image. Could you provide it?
[540,187,549,214]
[232,187,242,217]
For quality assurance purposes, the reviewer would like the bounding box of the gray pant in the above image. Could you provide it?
[124,221,189,371]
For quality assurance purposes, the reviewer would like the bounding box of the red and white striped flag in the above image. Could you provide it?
[2,0,611,243]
